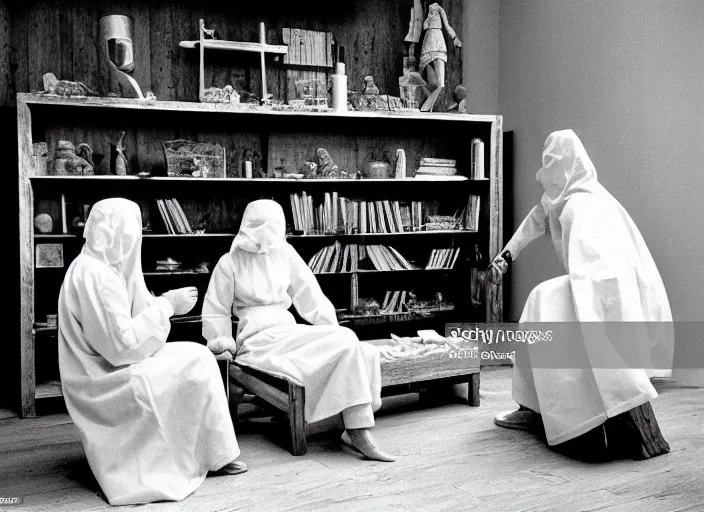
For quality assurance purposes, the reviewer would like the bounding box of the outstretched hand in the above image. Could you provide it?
[162,286,198,316]
[487,254,509,284]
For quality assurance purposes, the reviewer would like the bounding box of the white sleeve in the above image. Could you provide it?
[287,245,338,325]
[503,204,548,261]
[84,268,173,367]
[201,255,236,349]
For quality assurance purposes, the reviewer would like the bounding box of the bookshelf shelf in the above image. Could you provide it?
[21,93,499,124]
[18,93,503,418]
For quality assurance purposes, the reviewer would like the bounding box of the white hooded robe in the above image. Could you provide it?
[58,198,240,505]
[503,130,674,445]
[202,200,382,427]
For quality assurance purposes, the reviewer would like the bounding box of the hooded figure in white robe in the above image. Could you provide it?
[58,198,245,506]
[202,199,394,462]
[490,130,673,450]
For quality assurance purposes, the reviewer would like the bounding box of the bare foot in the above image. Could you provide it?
[342,429,395,462]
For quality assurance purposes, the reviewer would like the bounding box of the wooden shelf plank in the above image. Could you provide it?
[314,268,454,276]
[29,175,475,184]
[32,231,479,241]
[179,39,288,54]
[289,230,479,239]
[19,93,500,124]
[35,380,63,399]
[144,270,211,276]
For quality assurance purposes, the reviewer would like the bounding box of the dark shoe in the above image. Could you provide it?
[212,460,248,476]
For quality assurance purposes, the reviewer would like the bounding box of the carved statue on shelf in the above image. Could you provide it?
[113,131,129,175]
[99,15,145,99]
[420,3,462,111]
[52,140,94,176]
[316,148,339,177]
[362,76,380,97]
[404,0,424,76]
[42,73,98,98]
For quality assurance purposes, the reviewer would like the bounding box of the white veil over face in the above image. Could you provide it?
[230,199,287,256]
[82,198,154,316]
[537,129,602,217]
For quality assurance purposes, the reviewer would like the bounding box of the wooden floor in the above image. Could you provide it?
[1,367,702,512]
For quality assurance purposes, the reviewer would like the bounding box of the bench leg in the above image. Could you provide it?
[288,382,307,456]
[229,380,245,424]
[468,373,480,406]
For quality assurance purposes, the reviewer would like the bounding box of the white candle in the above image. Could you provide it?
[245,161,253,179]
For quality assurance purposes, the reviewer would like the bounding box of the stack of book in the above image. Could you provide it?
[156,199,192,234]
[291,192,432,234]
[426,248,461,269]
[308,243,415,273]
[415,158,457,177]
[380,290,409,313]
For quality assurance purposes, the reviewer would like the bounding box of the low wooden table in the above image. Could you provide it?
[228,338,480,456]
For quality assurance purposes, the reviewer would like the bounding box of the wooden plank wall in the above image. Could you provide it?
[1,0,464,107]
[0,0,464,410]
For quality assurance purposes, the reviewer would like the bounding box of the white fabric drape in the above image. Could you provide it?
[505,130,674,445]
[58,198,239,505]
[202,200,382,426]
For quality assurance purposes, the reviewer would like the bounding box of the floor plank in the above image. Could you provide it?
[0,368,702,512]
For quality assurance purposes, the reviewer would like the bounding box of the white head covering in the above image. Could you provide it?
[230,199,287,256]
[82,198,153,316]
[533,130,609,268]
[537,129,603,218]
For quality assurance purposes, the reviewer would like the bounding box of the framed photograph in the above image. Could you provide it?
[36,244,64,268]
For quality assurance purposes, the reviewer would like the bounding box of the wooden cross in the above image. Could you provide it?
[180,19,288,102]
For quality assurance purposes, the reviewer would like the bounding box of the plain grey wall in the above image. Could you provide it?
[463,0,500,114]
[497,0,704,322]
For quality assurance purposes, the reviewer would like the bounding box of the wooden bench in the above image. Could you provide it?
[226,338,480,456]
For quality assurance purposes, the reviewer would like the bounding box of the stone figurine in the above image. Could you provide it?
[42,73,98,97]
[52,140,94,176]
[316,148,339,177]
[362,76,380,97]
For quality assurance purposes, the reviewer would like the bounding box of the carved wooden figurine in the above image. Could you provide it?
[113,131,129,175]
[420,3,462,111]
[52,141,94,176]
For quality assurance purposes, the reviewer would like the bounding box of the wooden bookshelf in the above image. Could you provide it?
[18,93,503,418]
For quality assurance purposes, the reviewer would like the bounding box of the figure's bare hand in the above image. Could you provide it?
[453,37,463,48]
[162,286,198,315]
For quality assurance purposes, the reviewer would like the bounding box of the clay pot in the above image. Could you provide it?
[363,161,392,179]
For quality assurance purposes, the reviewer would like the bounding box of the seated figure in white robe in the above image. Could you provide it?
[58,198,246,506]
[489,130,673,459]
[202,199,395,462]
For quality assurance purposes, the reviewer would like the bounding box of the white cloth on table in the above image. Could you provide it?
[504,130,673,445]
[202,199,382,427]
[58,198,239,506]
